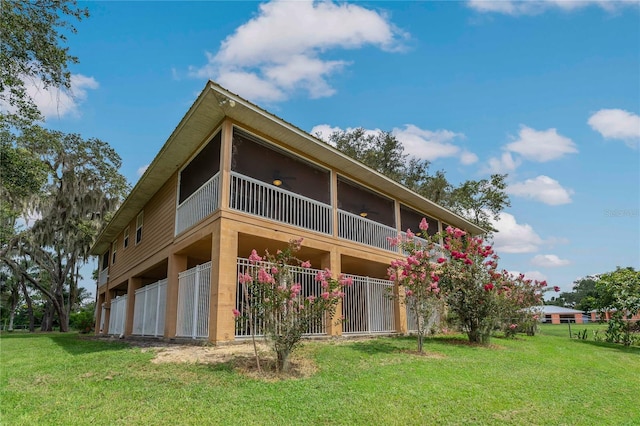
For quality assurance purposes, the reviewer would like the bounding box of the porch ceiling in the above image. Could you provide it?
[91,81,485,255]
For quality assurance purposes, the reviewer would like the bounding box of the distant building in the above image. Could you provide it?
[532,306,585,324]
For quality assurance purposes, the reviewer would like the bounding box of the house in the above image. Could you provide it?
[90,81,484,343]
[590,310,640,322]
[532,306,586,324]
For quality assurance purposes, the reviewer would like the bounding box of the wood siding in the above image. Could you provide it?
[107,174,178,285]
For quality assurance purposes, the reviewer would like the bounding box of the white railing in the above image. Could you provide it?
[338,210,397,252]
[108,294,127,336]
[175,173,221,235]
[406,298,442,333]
[230,172,332,235]
[342,275,395,334]
[98,267,109,286]
[132,279,167,337]
[176,262,211,339]
[399,231,443,258]
[235,258,327,337]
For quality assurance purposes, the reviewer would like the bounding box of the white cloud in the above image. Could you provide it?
[137,165,149,177]
[483,152,522,174]
[507,270,549,283]
[467,0,636,15]
[507,175,574,205]
[588,108,640,148]
[312,123,476,165]
[505,126,578,162]
[531,254,571,267]
[490,212,543,253]
[190,0,406,103]
[460,150,479,165]
[392,124,476,164]
[1,74,98,120]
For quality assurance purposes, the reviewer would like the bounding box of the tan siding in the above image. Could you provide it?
[108,173,177,283]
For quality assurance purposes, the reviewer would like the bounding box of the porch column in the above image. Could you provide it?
[551,313,560,324]
[209,219,238,343]
[322,249,342,336]
[95,292,106,334]
[394,281,408,335]
[219,120,233,211]
[165,253,188,338]
[575,314,583,324]
[125,277,143,335]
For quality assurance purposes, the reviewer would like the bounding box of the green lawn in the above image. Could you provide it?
[1,326,639,425]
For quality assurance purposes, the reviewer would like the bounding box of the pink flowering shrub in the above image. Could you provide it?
[236,238,349,372]
[387,218,442,353]
[437,225,560,343]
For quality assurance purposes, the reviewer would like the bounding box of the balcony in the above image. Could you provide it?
[98,267,109,286]
[229,172,332,235]
[174,171,424,254]
[176,173,221,235]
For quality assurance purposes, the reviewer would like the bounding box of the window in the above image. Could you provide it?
[111,240,117,264]
[123,226,129,249]
[101,251,109,270]
[136,212,143,244]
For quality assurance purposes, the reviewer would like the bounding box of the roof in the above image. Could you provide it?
[530,305,585,315]
[90,81,487,255]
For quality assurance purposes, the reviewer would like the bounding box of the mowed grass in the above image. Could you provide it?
[1,325,639,426]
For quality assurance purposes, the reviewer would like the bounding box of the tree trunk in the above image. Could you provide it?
[41,302,54,331]
[276,349,291,373]
[20,281,35,332]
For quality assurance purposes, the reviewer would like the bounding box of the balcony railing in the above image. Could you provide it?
[98,267,109,286]
[229,172,332,235]
[175,173,221,235]
[338,210,397,252]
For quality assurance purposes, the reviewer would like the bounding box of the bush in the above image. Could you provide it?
[70,310,94,333]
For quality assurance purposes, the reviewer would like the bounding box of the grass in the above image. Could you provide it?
[1,325,639,425]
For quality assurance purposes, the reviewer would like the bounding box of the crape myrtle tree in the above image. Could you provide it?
[322,128,510,232]
[236,239,352,373]
[387,218,442,353]
[434,225,557,344]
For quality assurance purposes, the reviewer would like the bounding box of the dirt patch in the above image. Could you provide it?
[144,341,271,365]
[134,341,317,380]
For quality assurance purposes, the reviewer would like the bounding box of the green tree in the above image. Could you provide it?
[0,0,89,124]
[595,267,640,346]
[2,127,128,331]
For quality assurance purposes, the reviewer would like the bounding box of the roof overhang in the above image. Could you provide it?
[91,81,486,255]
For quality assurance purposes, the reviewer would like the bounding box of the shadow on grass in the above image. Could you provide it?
[346,339,402,355]
[571,338,640,354]
[0,332,133,355]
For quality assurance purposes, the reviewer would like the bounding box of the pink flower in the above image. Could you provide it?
[238,273,252,284]
[406,229,415,238]
[258,268,275,284]
[554,286,560,292]
[405,289,414,297]
[419,218,429,231]
[232,308,241,318]
[271,267,278,274]
[321,292,330,300]
[248,249,262,264]
[301,260,311,268]
[339,276,353,287]
[437,257,446,264]
[484,283,494,291]
[307,295,316,303]
[445,226,454,235]
[509,323,517,330]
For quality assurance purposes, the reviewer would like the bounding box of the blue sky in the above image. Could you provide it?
[28,0,639,296]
